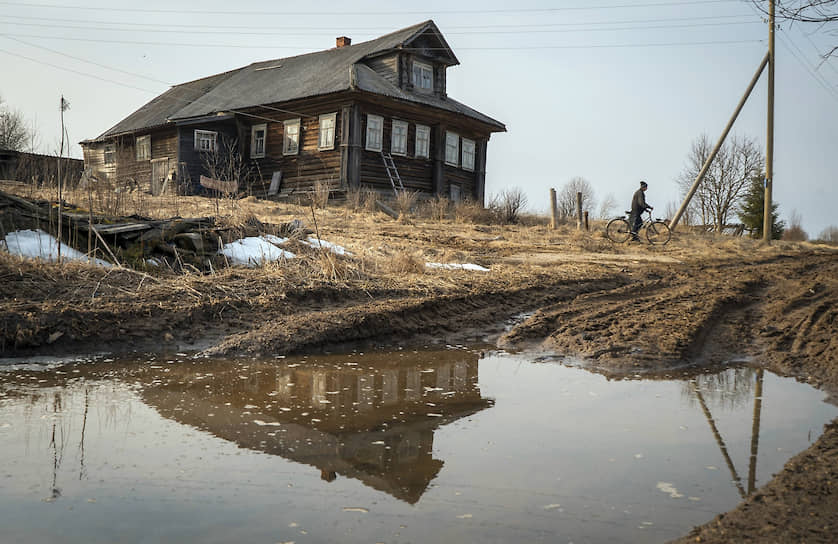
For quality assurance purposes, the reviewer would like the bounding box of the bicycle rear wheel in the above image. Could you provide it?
[646,220,671,245]
[606,217,631,243]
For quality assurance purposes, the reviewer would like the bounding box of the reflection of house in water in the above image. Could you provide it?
[140,350,493,503]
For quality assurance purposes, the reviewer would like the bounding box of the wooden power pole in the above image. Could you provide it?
[763,0,776,242]
[669,53,769,231]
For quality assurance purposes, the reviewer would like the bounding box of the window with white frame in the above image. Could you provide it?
[391,120,408,155]
[194,130,217,152]
[250,124,266,158]
[462,138,475,171]
[445,131,459,166]
[412,61,433,91]
[283,118,300,155]
[318,113,337,150]
[104,143,116,165]
[365,114,383,152]
[415,125,430,158]
[136,135,151,161]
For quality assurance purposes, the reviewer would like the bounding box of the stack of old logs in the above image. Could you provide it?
[0,189,308,272]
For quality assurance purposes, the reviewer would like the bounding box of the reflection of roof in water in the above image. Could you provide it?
[139,350,493,504]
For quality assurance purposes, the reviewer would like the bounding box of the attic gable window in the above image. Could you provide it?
[318,113,337,151]
[194,130,217,152]
[283,118,301,155]
[251,124,266,158]
[391,120,408,156]
[365,114,383,152]
[415,125,430,158]
[445,131,459,166]
[136,135,151,161]
[412,61,433,92]
[462,138,475,171]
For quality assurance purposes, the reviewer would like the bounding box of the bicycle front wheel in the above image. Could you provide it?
[646,220,671,245]
[606,217,631,243]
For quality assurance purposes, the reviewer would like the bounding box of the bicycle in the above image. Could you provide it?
[605,210,671,245]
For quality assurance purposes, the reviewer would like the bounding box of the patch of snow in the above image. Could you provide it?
[219,236,295,267]
[303,237,353,256]
[2,229,112,267]
[426,262,490,272]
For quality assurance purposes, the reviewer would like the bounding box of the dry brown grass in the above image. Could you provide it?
[453,198,494,224]
[421,194,450,221]
[344,186,378,213]
[381,249,426,275]
[393,190,420,219]
[6,179,825,292]
[312,179,330,209]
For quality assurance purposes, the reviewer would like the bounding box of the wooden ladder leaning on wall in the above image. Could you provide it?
[380,152,404,196]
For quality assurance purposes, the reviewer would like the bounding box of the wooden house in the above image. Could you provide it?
[80,20,506,203]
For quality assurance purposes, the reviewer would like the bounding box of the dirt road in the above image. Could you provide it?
[1,190,837,541]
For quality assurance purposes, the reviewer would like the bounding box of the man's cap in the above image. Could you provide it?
[640,181,648,188]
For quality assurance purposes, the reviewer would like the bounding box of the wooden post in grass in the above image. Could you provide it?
[576,192,583,230]
[549,188,558,229]
[584,211,589,231]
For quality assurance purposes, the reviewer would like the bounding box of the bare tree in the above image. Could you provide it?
[782,209,809,240]
[818,225,838,242]
[597,192,618,219]
[201,135,254,189]
[490,187,528,224]
[677,134,764,232]
[751,1,838,57]
[752,1,837,23]
[557,176,596,220]
[0,95,32,152]
[665,200,694,225]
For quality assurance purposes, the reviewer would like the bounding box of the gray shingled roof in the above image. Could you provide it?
[86,20,504,142]
[352,64,504,129]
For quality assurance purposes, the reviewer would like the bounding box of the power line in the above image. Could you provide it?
[0,12,761,32]
[743,0,838,101]
[799,26,838,79]
[777,30,838,102]
[0,31,764,50]
[6,36,311,120]
[0,0,745,17]
[0,18,764,37]
[0,44,313,130]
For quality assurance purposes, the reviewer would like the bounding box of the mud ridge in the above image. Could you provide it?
[202,276,629,356]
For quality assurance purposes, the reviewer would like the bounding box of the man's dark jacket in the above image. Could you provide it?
[631,189,651,214]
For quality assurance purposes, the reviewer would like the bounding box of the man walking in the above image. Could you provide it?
[629,181,653,241]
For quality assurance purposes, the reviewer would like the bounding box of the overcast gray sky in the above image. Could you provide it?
[1,0,836,236]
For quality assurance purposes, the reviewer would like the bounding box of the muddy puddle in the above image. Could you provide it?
[1,348,836,544]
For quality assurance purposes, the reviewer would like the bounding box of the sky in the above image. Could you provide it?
[1,0,836,237]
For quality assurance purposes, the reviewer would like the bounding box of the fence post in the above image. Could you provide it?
[576,191,583,230]
[584,210,589,231]
[549,188,558,229]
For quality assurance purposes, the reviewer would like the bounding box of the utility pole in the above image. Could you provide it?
[763,0,775,242]
[57,95,66,263]
[669,53,768,231]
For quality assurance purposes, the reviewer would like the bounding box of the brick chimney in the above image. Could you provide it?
[336,36,351,48]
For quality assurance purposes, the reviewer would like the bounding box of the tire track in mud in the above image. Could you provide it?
[498,253,838,375]
[752,256,838,392]
[499,266,764,370]
[658,252,838,544]
[201,276,631,356]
